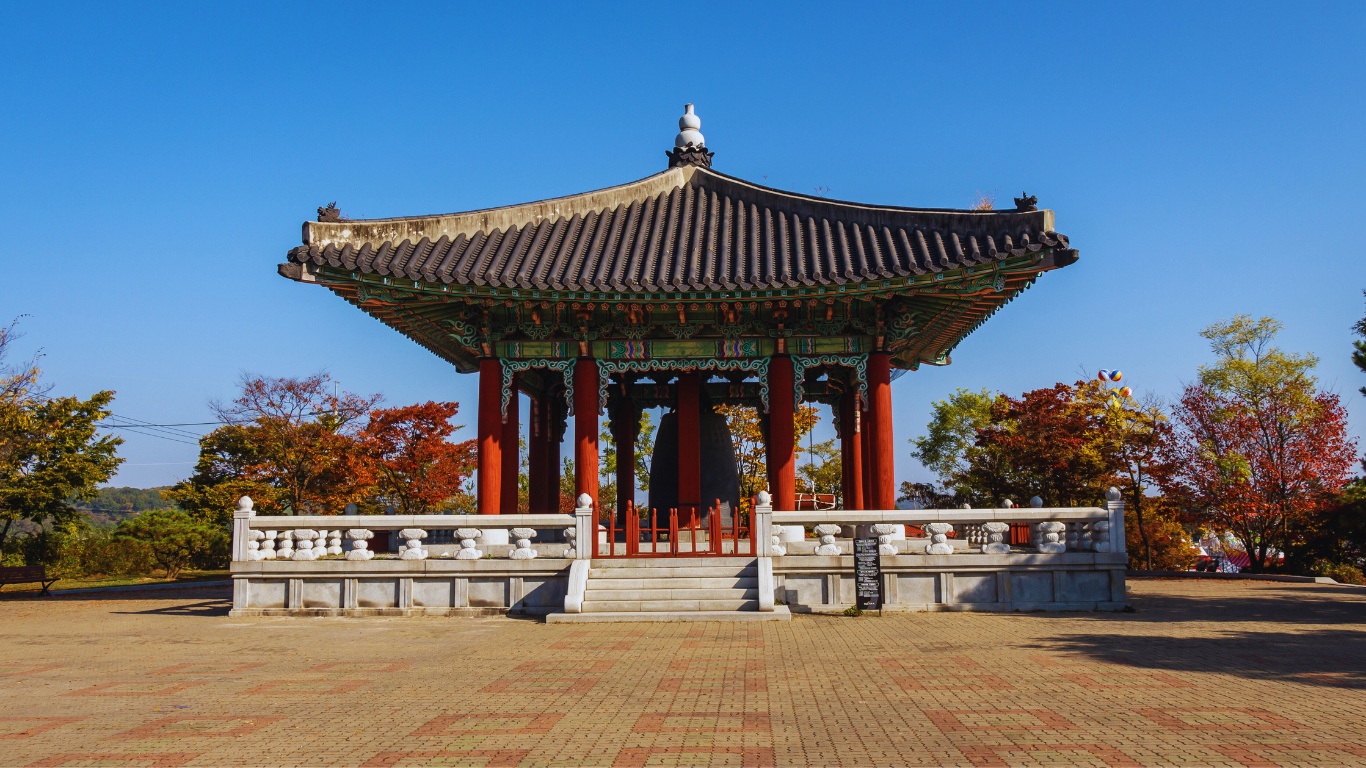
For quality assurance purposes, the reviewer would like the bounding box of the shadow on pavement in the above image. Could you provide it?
[1027,582,1366,690]
[111,598,232,618]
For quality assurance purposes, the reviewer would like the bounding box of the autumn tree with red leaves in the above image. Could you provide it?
[960,381,1118,507]
[1157,317,1358,572]
[168,373,381,519]
[359,401,476,515]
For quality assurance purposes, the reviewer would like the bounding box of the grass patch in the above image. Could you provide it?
[0,569,229,594]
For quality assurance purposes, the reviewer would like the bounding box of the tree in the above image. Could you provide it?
[1080,385,1173,570]
[359,401,476,515]
[1157,317,1358,572]
[168,374,380,518]
[910,387,996,499]
[715,403,818,507]
[0,345,124,552]
[115,510,227,580]
[797,438,841,496]
[960,382,1117,507]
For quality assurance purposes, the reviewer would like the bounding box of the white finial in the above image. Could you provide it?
[576,493,593,509]
[237,496,253,511]
[1030,496,1043,508]
[675,103,705,148]
[1003,499,1014,509]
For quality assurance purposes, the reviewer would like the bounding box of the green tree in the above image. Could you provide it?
[0,370,124,552]
[115,509,228,580]
[909,388,996,500]
[797,438,841,496]
[715,403,819,509]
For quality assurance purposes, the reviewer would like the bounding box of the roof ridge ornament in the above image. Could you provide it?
[667,103,714,169]
[317,202,344,222]
[1013,192,1038,212]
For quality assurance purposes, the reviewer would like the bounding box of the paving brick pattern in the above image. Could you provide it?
[1,579,1363,766]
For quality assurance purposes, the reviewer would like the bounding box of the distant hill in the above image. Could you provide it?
[75,487,179,527]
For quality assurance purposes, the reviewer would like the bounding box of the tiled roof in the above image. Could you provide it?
[285,166,1075,294]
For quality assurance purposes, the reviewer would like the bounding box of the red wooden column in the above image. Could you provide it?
[573,357,599,509]
[840,392,864,510]
[860,409,874,509]
[677,373,702,526]
[767,355,796,511]
[527,396,547,513]
[614,400,636,525]
[500,376,520,514]
[548,397,565,512]
[868,351,896,510]
[476,358,503,515]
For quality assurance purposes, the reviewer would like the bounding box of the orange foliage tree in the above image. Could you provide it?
[359,401,476,514]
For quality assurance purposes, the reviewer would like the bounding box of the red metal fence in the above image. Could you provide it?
[593,500,756,558]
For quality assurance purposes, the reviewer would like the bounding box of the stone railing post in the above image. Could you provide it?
[981,522,1010,554]
[510,527,538,559]
[754,491,774,557]
[346,529,374,560]
[574,494,594,559]
[323,529,343,556]
[924,523,955,554]
[1104,487,1126,556]
[231,496,254,562]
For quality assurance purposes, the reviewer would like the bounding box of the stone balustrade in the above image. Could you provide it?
[230,497,577,564]
[762,488,1125,559]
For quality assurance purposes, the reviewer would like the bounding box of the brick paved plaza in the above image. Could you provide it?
[1,579,1363,767]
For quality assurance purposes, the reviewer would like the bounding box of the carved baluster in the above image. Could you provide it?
[454,528,483,560]
[259,530,277,559]
[275,531,293,559]
[345,529,374,560]
[924,523,955,554]
[1090,520,1111,552]
[291,530,320,561]
[563,526,577,559]
[981,522,1010,554]
[813,524,842,555]
[1033,522,1067,554]
[399,529,429,560]
[325,529,343,556]
[509,528,538,559]
[872,524,899,555]
[247,530,265,560]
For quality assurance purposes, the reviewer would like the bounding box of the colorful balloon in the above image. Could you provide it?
[1110,370,1123,382]
[1097,370,1111,382]
[1119,386,1132,399]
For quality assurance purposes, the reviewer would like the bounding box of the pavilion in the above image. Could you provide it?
[278,105,1078,522]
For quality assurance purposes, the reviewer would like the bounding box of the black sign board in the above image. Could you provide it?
[853,534,883,611]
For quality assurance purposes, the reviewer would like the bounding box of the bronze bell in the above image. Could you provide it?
[648,398,740,522]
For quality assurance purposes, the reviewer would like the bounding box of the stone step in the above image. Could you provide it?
[588,566,755,580]
[581,598,758,612]
[584,588,759,601]
[546,607,791,623]
[583,576,756,591]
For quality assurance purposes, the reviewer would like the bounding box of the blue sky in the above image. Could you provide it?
[1,2,1362,490]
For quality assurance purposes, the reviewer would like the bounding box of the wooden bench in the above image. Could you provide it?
[0,565,57,595]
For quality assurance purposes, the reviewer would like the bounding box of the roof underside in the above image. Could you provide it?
[286,166,1074,294]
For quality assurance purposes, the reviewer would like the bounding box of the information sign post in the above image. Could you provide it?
[853,525,882,613]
